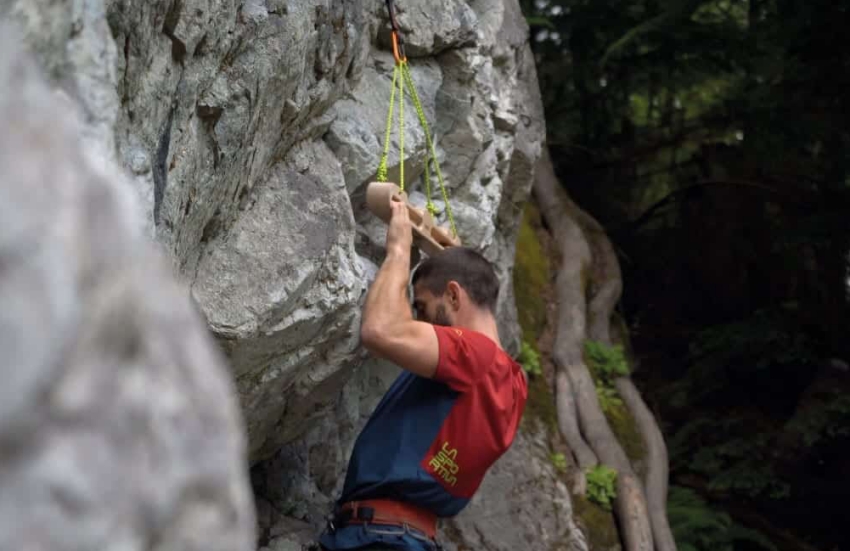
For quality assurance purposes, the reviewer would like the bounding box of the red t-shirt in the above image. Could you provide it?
[420,325,529,498]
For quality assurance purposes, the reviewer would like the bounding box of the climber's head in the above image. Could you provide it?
[411,247,499,327]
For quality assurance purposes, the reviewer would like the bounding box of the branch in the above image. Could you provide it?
[616,179,795,235]
[600,0,711,68]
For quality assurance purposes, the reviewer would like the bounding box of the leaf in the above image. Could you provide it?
[728,525,779,551]
[601,0,709,67]
[519,340,543,376]
[525,15,556,30]
[586,465,618,510]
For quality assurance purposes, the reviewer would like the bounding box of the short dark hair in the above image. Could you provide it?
[411,247,499,313]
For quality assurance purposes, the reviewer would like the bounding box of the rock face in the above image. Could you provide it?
[0,0,588,549]
[0,25,255,551]
[442,422,588,551]
[3,0,544,462]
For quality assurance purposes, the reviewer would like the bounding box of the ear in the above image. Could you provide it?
[445,281,462,311]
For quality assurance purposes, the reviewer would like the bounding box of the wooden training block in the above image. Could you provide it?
[366,181,461,257]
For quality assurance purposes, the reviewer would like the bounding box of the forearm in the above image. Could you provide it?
[362,248,413,335]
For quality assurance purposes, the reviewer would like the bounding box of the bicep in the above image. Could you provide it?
[361,321,439,379]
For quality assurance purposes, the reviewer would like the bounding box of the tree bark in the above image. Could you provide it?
[574,191,655,551]
[616,378,677,551]
[574,165,677,551]
[533,147,657,551]
[573,168,677,551]
[610,317,677,551]
[534,148,599,473]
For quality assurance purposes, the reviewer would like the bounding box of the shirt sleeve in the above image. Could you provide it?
[432,325,497,392]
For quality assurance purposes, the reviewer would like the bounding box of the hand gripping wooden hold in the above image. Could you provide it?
[366,181,461,257]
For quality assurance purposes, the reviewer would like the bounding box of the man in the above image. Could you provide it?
[318,199,528,551]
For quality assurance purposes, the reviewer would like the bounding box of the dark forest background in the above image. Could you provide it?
[518,1,850,549]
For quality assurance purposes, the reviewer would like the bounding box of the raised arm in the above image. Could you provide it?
[360,199,439,378]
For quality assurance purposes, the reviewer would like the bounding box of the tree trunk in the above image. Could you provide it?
[533,148,653,551]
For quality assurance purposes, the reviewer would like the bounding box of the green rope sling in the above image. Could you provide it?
[375,1,459,239]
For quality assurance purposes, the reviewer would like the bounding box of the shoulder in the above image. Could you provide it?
[437,327,512,378]
[434,326,498,358]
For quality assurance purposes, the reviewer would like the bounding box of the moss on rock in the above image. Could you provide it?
[606,401,646,466]
[514,200,557,434]
[572,493,621,551]
[524,372,558,434]
[513,202,551,346]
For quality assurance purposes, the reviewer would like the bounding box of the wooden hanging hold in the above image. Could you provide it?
[366,181,461,257]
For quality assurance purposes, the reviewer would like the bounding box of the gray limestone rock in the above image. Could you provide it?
[103,0,374,273]
[0,25,255,551]
[380,0,477,57]
[442,421,589,551]
[1,0,564,546]
[191,139,364,461]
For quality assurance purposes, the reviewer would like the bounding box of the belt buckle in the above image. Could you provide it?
[358,506,375,522]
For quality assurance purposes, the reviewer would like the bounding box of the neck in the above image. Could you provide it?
[457,310,502,349]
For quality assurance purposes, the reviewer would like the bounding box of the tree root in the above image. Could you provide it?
[532,147,675,551]
[535,149,599,473]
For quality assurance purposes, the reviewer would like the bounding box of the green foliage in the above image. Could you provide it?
[550,452,568,473]
[605,398,647,464]
[584,340,645,461]
[584,340,630,383]
[727,524,780,551]
[668,486,777,551]
[586,465,618,511]
[513,202,554,431]
[689,309,817,370]
[670,419,791,500]
[601,0,708,68]
[525,15,556,29]
[519,340,543,377]
[595,384,623,414]
[785,390,850,448]
[668,485,732,551]
[705,457,790,500]
[523,369,559,434]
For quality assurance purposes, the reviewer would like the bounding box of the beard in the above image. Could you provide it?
[433,303,453,327]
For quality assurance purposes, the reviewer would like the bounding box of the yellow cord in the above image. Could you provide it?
[402,63,458,237]
[399,60,405,191]
[377,64,399,183]
[375,58,458,239]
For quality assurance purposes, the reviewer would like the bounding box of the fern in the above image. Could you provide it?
[596,384,624,414]
[586,465,618,510]
[667,486,777,551]
[785,391,850,447]
[728,524,779,551]
[584,340,630,383]
[688,309,817,369]
[519,340,542,377]
[585,340,628,417]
